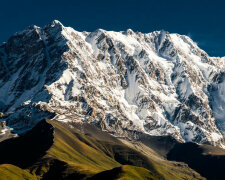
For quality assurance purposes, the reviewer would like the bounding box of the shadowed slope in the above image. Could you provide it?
[167,142,225,180]
[0,120,54,168]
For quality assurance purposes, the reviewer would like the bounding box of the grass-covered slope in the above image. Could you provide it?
[87,165,160,180]
[32,120,203,179]
[0,119,205,179]
[32,120,121,178]
[0,164,37,180]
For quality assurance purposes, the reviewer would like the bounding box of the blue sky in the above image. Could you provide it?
[0,0,224,56]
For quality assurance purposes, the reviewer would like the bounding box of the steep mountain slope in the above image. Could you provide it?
[0,119,204,180]
[0,20,225,148]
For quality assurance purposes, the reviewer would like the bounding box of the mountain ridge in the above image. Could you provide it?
[0,20,225,148]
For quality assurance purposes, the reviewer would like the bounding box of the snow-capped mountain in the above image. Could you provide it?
[0,20,225,147]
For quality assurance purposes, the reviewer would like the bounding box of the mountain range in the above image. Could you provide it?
[0,20,225,180]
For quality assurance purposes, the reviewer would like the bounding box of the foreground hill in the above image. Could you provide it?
[0,119,205,180]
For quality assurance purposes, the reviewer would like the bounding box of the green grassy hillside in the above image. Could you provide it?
[0,120,205,179]
[0,164,37,180]
[87,165,160,180]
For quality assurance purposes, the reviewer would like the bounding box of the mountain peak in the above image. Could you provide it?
[125,29,135,35]
[51,20,63,27]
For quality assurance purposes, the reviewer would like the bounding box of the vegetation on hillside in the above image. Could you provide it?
[0,120,205,179]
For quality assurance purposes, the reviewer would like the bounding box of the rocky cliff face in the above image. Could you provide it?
[0,20,225,147]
